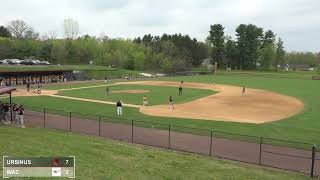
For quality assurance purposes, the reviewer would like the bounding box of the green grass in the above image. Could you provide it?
[0,127,311,180]
[216,69,319,80]
[57,84,215,105]
[7,74,320,147]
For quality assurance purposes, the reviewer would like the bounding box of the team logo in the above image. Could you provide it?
[51,167,61,177]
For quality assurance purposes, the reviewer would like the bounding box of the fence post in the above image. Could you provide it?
[69,112,72,132]
[259,136,263,165]
[310,145,317,177]
[98,115,101,137]
[131,120,134,143]
[43,108,46,128]
[210,130,213,156]
[168,124,171,149]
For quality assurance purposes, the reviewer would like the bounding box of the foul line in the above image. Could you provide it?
[50,94,141,108]
[57,84,109,91]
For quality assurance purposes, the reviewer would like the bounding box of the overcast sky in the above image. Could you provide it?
[0,0,319,52]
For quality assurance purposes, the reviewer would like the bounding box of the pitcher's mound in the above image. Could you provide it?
[111,90,150,94]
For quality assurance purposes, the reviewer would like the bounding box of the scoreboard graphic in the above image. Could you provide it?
[3,156,75,178]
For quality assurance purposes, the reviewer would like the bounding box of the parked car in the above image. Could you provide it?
[41,61,51,65]
[2,59,9,64]
[20,59,35,65]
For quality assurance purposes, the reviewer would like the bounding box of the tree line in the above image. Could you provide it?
[0,19,319,72]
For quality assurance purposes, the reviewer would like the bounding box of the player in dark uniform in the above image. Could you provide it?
[179,86,183,96]
[168,96,174,110]
[26,81,31,92]
[106,86,109,96]
[116,100,123,116]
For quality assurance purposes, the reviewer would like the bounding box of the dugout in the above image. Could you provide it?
[0,69,73,86]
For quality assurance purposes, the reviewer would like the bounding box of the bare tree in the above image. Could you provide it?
[48,31,57,40]
[64,18,79,40]
[7,19,29,39]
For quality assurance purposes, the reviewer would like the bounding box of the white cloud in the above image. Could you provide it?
[0,0,319,52]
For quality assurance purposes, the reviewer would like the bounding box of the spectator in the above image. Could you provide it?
[17,105,25,128]
[0,102,4,123]
[12,104,18,124]
[4,103,10,124]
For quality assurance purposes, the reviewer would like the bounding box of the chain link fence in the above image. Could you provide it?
[13,106,318,177]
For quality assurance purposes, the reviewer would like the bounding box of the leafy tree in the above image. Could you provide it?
[224,38,238,69]
[275,38,286,70]
[24,28,39,40]
[208,24,225,67]
[262,30,276,47]
[0,26,12,38]
[236,24,263,69]
[285,52,318,67]
[259,43,276,70]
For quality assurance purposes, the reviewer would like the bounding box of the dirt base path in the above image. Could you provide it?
[118,81,304,124]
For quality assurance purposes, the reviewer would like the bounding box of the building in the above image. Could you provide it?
[0,69,73,86]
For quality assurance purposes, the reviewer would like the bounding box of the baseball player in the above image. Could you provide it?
[242,85,246,95]
[143,95,148,107]
[37,84,42,94]
[178,86,183,96]
[168,96,174,110]
[116,100,123,116]
[106,86,110,96]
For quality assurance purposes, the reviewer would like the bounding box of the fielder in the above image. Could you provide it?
[178,86,183,96]
[143,95,148,107]
[168,96,174,110]
[106,86,110,96]
[242,85,246,95]
[116,100,123,116]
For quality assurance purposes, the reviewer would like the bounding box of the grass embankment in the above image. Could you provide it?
[0,127,310,180]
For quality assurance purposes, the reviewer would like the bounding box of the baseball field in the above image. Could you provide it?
[2,72,320,179]
[7,73,320,144]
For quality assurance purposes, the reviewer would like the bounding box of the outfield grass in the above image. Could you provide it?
[7,74,320,147]
[58,84,215,105]
[0,127,310,180]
